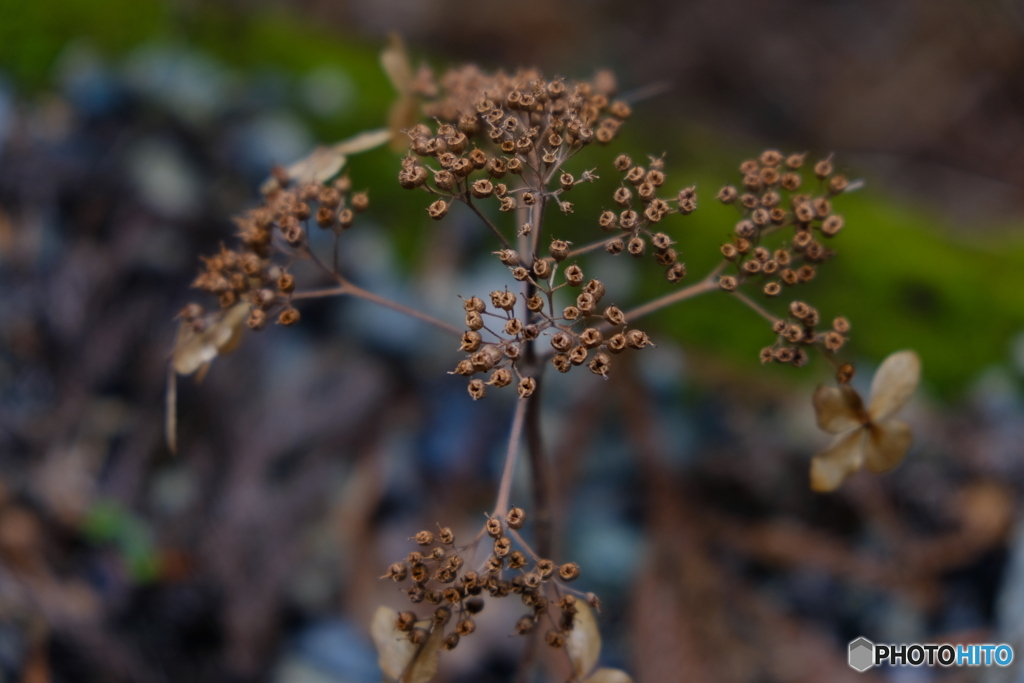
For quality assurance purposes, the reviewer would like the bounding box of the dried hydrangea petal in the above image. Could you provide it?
[810,429,866,492]
[812,385,865,434]
[868,350,920,421]
[566,601,601,680]
[864,420,912,473]
[586,669,635,683]
[370,606,444,683]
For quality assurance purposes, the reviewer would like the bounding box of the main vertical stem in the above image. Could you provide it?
[525,376,552,560]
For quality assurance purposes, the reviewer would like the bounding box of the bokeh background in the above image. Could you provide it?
[2,1,1024,681]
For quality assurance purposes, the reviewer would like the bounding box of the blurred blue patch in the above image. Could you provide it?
[276,618,379,683]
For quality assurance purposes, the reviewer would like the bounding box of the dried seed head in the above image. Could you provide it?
[517,377,537,398]
[414,530,434,546]
[545,630,565,648]
[494,537,512,557]
[721,243,739,260]
[652,232,673,250]
[564,264,584,286]
[471,178,494,198]
[614,154,632,171]
[717,185,738,204]
[456,619,476,636]
[606,238,624,255]
[824,331,845,351]
[486,517,504,538]
[506,507,526,529]
[465,311,484,331]
[504,318,524,336]
[719,275,738,292]
[427,199,449,220]
[625,329,652,349]
[384,562,408,582]
[580,328,603,348]
[563,306,580,321]
[814,157,833,178]
[760,347,774,364]
[589,352,611,377]
[599,211,618,231]
[438,527,455,544]
[627,236,646,257]
[278,307,300,326]
[613,186,633,207]
[459,331,482,354]
[552,354,571,373]
[568,346,588,365]
[558,562,580,581]
[821,215,844,237]
[467,379,486,400]
[488,368,512,388]
[836,363,855,384]
[515,616,535,635]
[248,308,268,331]
[603,305,625,326]
[533,259,552,279]
[832,317,850,334]
[666,262,687,283]
[527,295,545,312]
[443,633,460,650]
[763,282,782,297]
[576,292,597,315]
[551,331,573,352]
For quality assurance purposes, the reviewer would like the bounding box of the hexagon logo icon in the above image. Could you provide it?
[849,637,875,672]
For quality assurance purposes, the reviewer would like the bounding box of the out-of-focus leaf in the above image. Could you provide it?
[334,128,392,155]
[566,601,601,680]
[868,349,920,421]
[586,668,634,683]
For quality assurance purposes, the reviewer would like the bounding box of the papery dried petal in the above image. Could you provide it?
[586,668,634,683]
[812,384,865,434]
[566,601,601,680]
[864,420,912,473]
[810,429,866,492]
[171,303,251,376]
[868,350,920,421]
[371,606,417,681]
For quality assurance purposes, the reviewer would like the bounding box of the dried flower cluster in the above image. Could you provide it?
[170,37,922,682]
[378,508,592,655]
[710,151,857,366]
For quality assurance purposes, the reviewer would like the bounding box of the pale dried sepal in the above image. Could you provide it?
[371,606,417,681]
[868,350,920,421]
[810,429,866,492]
[334,128,393,156]
[381,33,413,95]
[284,147,347,187]
[171,303,251,376]
[812,385,864,434]
[864,420,912,473]
[403,619,444,683]
[566,601,601,680]
[381,33,420,148]
[586,668,634,683]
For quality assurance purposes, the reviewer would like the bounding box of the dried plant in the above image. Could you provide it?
[168,36,921,682]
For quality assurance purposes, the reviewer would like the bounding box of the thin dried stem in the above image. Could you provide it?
[291,283,461,336]
[623,274,721,321]
[494,397,529,517]
[732,289,783,325]
[463,196,513,250]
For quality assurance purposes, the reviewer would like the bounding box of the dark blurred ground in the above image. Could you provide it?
[1,2,1024,683]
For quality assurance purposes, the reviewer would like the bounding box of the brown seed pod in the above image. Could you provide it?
[589,352,611,377]
[506,507,526,529]
[486,517,503,538]
[552,354,571,373]
[564,264,584,286]
[467,379,486,400]
[427,199,449,220]
[278,308,300,326]
[517,377,537,398]
[666,262,687,283]
[558,562,580,581]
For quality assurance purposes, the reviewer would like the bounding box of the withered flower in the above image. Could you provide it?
[810,350,920,492]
